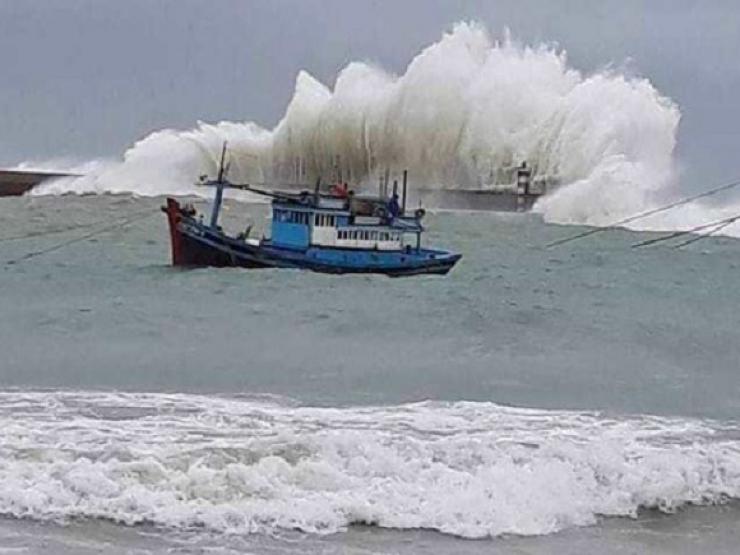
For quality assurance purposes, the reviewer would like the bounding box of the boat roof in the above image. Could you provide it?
[202,179,423,231]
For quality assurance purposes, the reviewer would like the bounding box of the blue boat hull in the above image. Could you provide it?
[164,198,461,276]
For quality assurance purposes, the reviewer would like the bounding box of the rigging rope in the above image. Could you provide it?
[546,178,740,248]
[4,208,159,266]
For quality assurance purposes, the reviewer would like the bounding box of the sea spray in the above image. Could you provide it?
[33,22,686,227]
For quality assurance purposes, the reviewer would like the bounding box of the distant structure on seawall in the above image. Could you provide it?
[415,162,559,212]
[267,156,559,212]
[0,169,78,197]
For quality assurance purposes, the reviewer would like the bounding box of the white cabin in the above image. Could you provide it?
[310,210,403,250]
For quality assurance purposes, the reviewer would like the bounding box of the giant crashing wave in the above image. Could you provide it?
[35,22,683,228]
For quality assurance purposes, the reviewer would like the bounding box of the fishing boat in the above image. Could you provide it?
[162,150,461,276]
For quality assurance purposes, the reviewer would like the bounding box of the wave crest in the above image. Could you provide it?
[1,391,739,538]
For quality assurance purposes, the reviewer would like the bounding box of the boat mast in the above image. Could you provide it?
[210,142,228,229]
[401,170,408,215]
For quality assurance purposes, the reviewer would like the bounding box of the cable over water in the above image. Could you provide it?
[546,178,740,248]
[3,208,159,266]
[631,213,740,248]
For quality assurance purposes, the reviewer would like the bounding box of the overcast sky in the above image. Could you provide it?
[1,0,738,187]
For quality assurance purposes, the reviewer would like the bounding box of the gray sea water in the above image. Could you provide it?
[1,194,740,554]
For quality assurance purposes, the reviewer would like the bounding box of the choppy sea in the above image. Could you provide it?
[1,194,740,554]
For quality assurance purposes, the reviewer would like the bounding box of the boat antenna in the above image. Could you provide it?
[546,177,740,248]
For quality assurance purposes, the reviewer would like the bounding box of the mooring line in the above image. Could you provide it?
[673,217,740,248]
[546,178,740,248]
[630,214,740,249]
[4,208,159,266]
[0,219,113,243]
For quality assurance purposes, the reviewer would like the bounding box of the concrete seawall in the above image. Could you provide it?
[0,170,76,197]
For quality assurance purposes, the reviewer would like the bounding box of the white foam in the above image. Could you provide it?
[0,391,739,539]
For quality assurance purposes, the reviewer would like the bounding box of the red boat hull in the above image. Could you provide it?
[162,198,268,268]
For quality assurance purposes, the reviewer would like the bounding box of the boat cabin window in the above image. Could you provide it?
[314,213,336,227]
[334,228,401,243]
[276,210,309,225]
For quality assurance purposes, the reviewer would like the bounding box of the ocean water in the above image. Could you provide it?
[1,193,740,553]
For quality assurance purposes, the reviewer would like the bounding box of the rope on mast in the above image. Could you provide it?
[546,178,740,248]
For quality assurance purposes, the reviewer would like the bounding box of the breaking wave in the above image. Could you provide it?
[29,22,696,228]
[1,390,739,539]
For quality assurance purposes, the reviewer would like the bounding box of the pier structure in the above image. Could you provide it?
[0,169,77,197]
